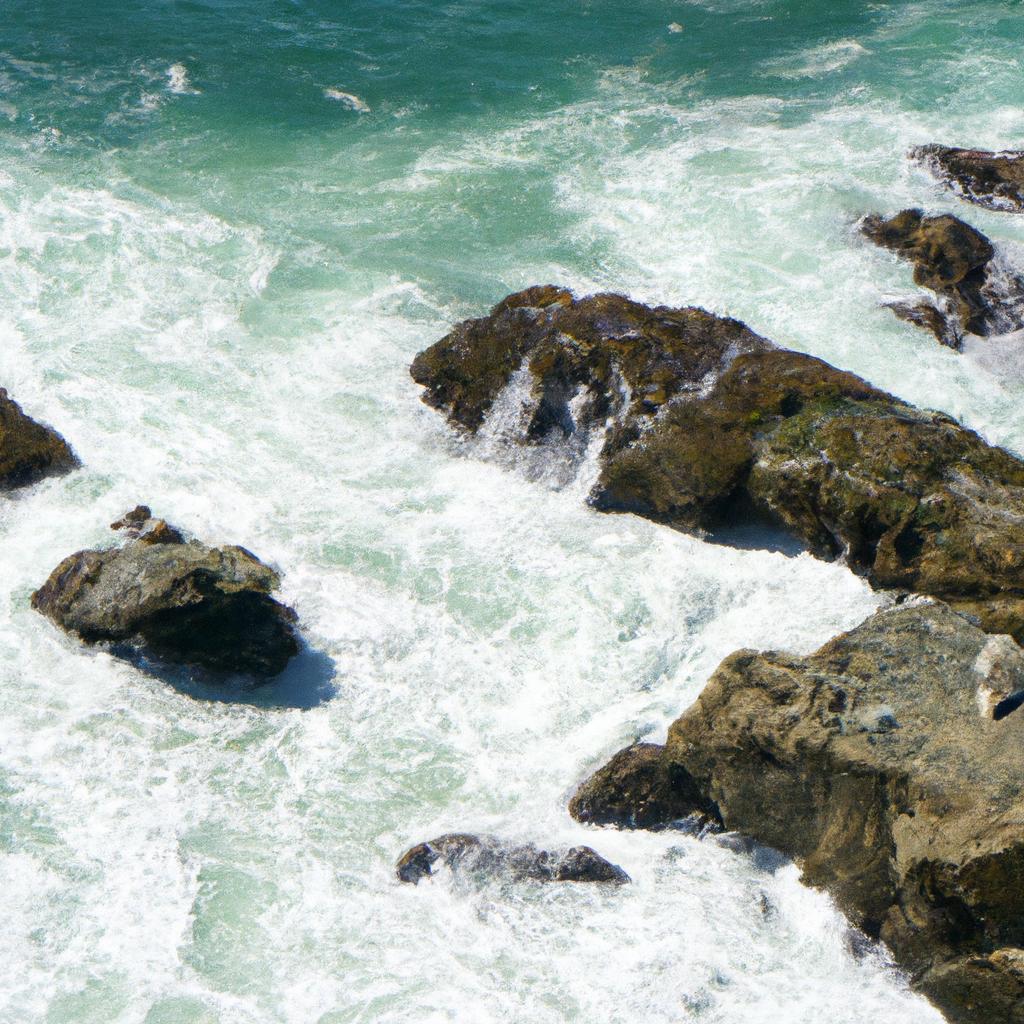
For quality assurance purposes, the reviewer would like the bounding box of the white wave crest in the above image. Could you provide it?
[324,88,370,112]
[166,63,199,95]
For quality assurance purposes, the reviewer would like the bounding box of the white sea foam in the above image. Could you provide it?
[166,62,199,95]
[324,87,370,112]
[762,40,870,79]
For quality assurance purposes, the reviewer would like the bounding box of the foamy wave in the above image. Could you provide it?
[166,62,199,95]
[324,88,370,112]
[762,40,869,79]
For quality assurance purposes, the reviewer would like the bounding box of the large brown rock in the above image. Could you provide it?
[862,208,1024,344]
[0,388,78,490]
[914,145,1024,213]
[412,289,1024,640]
[32,510,300,678]
[655,603,1024,1024]
[395,833,629,886]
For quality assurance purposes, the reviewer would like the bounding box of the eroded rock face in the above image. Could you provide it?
[396,833,629,885]
[412,288,1024,641]
[654,603,1024,1024]
[914,145,1024,213]
[569,742,718,829]
[32,511,300,677]
[0,388,78,490]
[862,209,1024,345]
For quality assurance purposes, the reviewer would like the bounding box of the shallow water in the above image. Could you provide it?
[2,2,1023,1021]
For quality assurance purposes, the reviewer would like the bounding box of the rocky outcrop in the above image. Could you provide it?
[0,388,78,490]
[396,833,629,885]
[412,288,1024,641]
[914,145,1024,213]
[576,603,1024,1024]
[32,509,300,677]
[568,742,718,829]
[862,209,1024,346]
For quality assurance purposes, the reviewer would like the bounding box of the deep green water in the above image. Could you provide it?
[1,2,1023,1022]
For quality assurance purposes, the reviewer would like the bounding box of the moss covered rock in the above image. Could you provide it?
[0,388,78,490]
[412,288,1024,640]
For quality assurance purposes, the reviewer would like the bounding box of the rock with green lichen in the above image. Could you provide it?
[412,288,1024,640]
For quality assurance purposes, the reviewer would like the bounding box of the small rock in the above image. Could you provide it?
[32,513,300,678]
[395,833,629,886]
[569,742,720,828]
[914,145,1024,213]
[863,208,1024,340]
[111,505,152,533]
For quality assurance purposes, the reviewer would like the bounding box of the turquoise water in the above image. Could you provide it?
[2,2,1023,1021]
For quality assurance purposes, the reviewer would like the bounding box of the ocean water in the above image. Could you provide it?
[1,2,1023,1021]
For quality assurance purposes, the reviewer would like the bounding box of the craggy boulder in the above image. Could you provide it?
[569,742,718,829]
[32,509,299,677]
[396,833,629,886]
[655,603,1024,1024]
[914,145,1024,213]
[862,209,1024,345]
[0,388,78,489]
[413,288,1024,640]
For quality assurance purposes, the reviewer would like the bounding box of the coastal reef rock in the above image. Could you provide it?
[32,509,299,677]
[914,144,1024,213]
[568,742,718,829]
[577,603,1024,1024]
[0,388,78,490]
[396,833,629,886]
[412,288,1024,640]
[862,208,1024,346]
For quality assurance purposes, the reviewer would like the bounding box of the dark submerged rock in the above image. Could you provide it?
[862,208,1024,344]
[395,833,629,886]
[569,742,719,829]
[412,288,1024,641]
[649,603,1024,1024]
[32,510,300,678]
[0,388,78,490]
[914,144,1024,213]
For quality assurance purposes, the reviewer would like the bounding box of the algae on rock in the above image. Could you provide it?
[413,288,1024,640]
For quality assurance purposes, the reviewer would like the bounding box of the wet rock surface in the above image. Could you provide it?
[413,288,1024,641]
[657,603,1024,1024]
[862,208,1024,345]
[0,388,78,490]
[32,510,300,678]
[569,742,718,829]
[396,833,630,886]
[914,144,1024,213]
